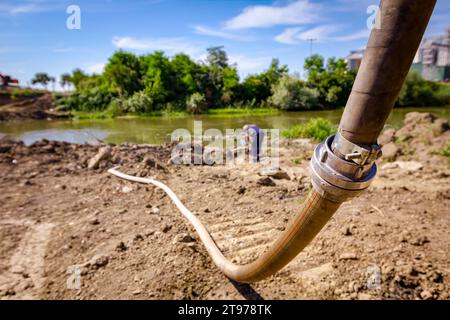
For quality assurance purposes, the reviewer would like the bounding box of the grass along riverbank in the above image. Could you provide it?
[71,107,280,120]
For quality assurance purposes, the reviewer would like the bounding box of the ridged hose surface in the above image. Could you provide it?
[108,168,341,283]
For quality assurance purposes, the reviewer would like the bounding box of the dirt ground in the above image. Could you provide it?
[0,112,449,300]
[0,93,68,121]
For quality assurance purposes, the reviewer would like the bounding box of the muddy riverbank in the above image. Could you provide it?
[0,94,68,122]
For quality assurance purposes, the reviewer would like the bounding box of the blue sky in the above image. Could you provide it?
[1,0,449,89]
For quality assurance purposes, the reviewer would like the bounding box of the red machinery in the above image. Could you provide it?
[0,73,19,88]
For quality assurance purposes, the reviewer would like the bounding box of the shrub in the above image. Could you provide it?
[122,91,154,113]
[105,98,124,117]
[269,75,320,110]
[11,88,43,100]
[54,93,70,111]
[163,99,187,113]
[398,71,450,106]
[282,118,336,142]
[186,92,207,114]
[435,84,450,106]
[65,87,113,112]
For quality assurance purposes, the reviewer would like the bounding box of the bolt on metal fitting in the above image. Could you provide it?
[331,131,382,166]
[310,135,378,202]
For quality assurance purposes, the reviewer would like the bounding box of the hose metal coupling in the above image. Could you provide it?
[310,134,379,202]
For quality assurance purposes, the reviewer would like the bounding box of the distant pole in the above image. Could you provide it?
[307,38,316,56]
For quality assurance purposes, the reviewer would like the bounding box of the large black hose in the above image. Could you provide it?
[339,0,437,145]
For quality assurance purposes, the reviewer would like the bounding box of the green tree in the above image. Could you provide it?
[222,66,239,105]
[206,46,229,69]
[140,51,176,108]
[240,75,267,104]
[270,75,319,110]
[31,72,52,90]
[304,54,355,107]
[239,59,288,104]
[265,58,288,86]
[76,74,105,90]
[70,69,89,90]
[304,54,325,81]
[398,71,446,106]
[201,46,233,108]
[60,73,72,91]
[170,53,203,97]
[104,51,143,96]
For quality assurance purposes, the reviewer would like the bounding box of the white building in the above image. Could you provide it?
[345,49,365,71]
[346,28,450,82]
[411,28,450,81]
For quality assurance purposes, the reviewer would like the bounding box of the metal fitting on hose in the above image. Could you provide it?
[310,134,380,203]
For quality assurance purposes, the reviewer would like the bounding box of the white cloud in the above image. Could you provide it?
[0,3,38,15]
[275,25,370,44]
[274,27,303,45]
[0,1,59,15]
[224,0,320,30]
[335,29,370,41]
[112,36,202,58]
[86,63,105,75]
[11,4,37,14]
[334,0,376,12]
[296,24,341,41]
[274,25,339,44]
[192,25,248,41]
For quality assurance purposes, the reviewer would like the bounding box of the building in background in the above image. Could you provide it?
[345,49,365,71]
[346,28,450,82]
[412,28,450,82]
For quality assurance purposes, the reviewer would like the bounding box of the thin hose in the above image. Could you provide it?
[108,167,342,283]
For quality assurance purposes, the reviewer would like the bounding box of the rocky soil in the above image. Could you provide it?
[0,112,449,300]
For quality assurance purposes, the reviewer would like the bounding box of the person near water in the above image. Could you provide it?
[243,124,265,162]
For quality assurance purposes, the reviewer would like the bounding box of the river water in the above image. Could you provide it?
[0,107,448,145]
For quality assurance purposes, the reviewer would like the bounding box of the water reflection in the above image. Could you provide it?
[19,129,108,145]
[0,107,448,145]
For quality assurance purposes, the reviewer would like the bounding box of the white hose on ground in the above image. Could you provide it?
[108,167,235,273]
[108,167,341,283]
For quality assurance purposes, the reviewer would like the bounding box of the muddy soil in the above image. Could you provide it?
[0,112,449,300]
[0,94,68,121]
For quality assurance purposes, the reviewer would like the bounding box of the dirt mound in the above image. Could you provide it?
[379,112,449,164]
[0,90,45,106]
[0,113,449,300]
[0,94,69,121]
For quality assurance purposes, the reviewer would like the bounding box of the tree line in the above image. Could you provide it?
[56,47,357,114]
[31,46,449,115]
